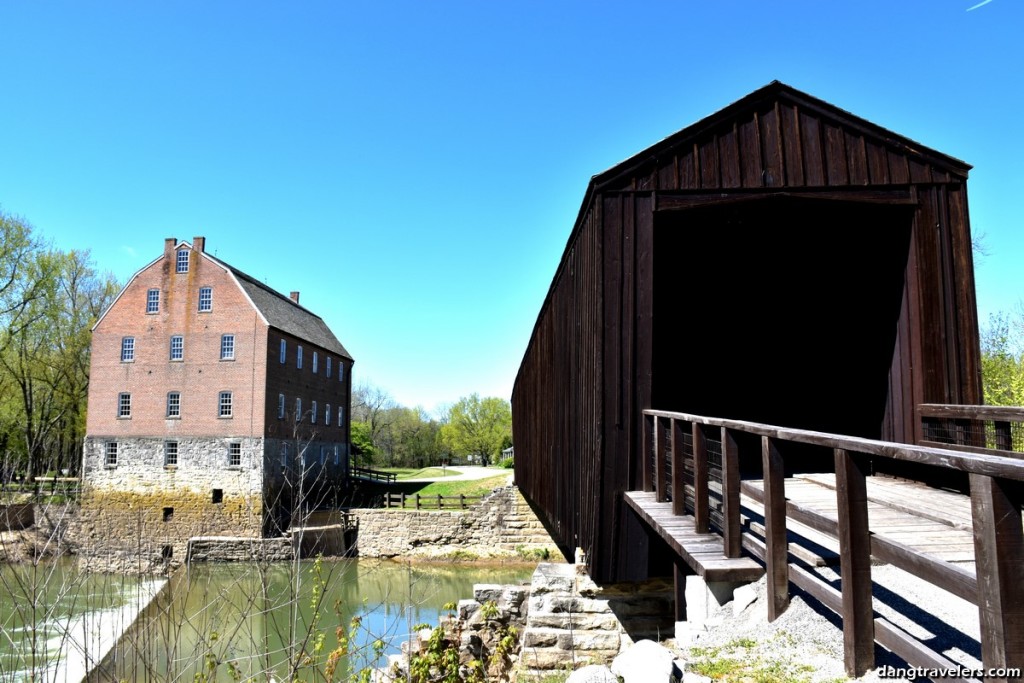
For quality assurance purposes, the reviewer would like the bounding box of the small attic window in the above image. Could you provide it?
[176,248,190,273]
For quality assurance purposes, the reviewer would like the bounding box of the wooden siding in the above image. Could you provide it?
[513,82,982,582]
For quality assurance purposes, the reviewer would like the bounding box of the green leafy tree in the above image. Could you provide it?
[981,309,1024,406]
[440,394,512,466]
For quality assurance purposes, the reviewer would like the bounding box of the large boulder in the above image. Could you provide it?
[611,639,678,682]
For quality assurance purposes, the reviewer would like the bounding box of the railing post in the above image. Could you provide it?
[762,435,789,621]
[643,412,654,492]
[671,419,686,516]
[720,427,741,558]
[834,448,875,676]
[970,473,1024,681]
[693,423,709,533]
[415,493,421,510]
[460,494,465,509]
[655,417,668,502]
[401,492,406,509]
[995,420,1013,452]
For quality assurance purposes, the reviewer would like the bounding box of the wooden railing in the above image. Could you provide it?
[641,409,1024,682]
[349,465,398,483]
[0,477,81,502]
[381,492,484,510]
[919,403,1024,457]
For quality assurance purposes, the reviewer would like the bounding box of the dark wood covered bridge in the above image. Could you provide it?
[512,82,1023,681]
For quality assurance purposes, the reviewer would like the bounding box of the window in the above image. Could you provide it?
[326,357,332,378]
[280,442,289,467]
[325,403,331,426]
[295,397,302,422]
[146,289,160,314]
[278,393,285,419]
[105,442,118,467]
[311,400,318,424]
[165,441,178,466]
[338,406,344,428]
[212,489,223,504]
[163,507,174,522]
[228,442,241,467]
[297,345,303,369]
[220,334,235,360]
[176,248,189,273]
[280,339,286,364]
[170,335,184,361]
[198,286,212,312]
[312,351,318,374]
[338,363,344,382]
[219,391,233,418]
[167,392,181,418]
[334,445,339,465]
[121,337,135,362]
[118,392,131,418]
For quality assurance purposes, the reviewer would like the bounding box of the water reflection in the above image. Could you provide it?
[97,559,533,681]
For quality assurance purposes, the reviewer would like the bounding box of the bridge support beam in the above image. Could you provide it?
[835,448,875,676]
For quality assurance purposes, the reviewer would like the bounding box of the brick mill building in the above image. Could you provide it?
[80,236,353,567]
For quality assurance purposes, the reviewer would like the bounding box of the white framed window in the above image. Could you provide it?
[105,442,118,467]
[118,392,131,418]
[170,335,184,361]
[325,403,331,426]
[334,445,339,465]
[297,345,303,369]
[311,400,317,424]
[167,391,181,418]
[280,442,288,467]
[326,357,332,378]
[146,289,160,314]
[312,351,318,374]
[338,406,344,428]
[280,339,286,364]
[295,397,302,423]
[338,363,344,382]
[228,442,242,467]
[198,286,212,312]
[165,441,178,466]
[278,393,285,419]
[219,391,233,418]
[121,337,135,362]
[176,248,189,273]
[220,334,235,360]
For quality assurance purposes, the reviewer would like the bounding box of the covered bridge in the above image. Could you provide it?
[514,81,981,582]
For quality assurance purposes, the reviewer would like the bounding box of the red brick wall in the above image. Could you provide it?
[87,244,269,439]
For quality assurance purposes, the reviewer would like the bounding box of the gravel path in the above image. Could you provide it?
[675,562,982,682]
[399,466,513,483]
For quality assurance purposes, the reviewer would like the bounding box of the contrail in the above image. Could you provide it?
[966,0,995,10]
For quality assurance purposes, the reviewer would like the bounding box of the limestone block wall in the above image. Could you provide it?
[187,536,293,562]
[77,436,266,571]
[353,485,561,560]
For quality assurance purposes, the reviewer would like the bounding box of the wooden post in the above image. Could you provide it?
[994,420,1013,452]
[834,448,875,676]
[401,492,406,509]
[721,428,741,558]
[693,423,709,533]
[415,493,420,510]
[970,473,1024,681]
[762,435,789,621]
[643,413,654,492]
[672,419,686,516]
[655,417,668,502]
[460,494,465,509]
[439,495,444,509]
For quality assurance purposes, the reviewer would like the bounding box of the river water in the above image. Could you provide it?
[1,559,534,682]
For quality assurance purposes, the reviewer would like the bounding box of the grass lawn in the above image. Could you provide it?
[365,473,512,502]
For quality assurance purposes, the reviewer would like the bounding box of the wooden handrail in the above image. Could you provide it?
[640,407,1024,682]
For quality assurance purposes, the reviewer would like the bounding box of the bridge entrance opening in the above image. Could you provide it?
[652,196,913,441]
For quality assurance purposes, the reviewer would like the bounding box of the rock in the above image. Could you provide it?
[732,583,758,616]
[566,664,619,683]
[611,639,677,683]
[458,599,481,620]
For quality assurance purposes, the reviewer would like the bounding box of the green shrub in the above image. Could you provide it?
[498,457,514,469]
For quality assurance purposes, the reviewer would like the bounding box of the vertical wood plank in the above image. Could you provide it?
[655,416,667,501]
[994,421,1012,452]
[721,427,741,558]
[835,448,875,676]
[970,473,1024,681]
[762,435,789,621]
[693,423,709,533]
[672,418,686,516]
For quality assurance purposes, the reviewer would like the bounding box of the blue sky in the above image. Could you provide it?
[1,1,1021,413]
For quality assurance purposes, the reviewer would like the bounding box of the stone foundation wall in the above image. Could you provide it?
[353,485,560,560]
[187,536,293,562]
